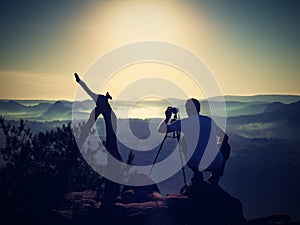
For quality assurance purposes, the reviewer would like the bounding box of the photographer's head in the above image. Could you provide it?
[185,98,200,116]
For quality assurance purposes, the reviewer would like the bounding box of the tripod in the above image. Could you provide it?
[149,113,187,187]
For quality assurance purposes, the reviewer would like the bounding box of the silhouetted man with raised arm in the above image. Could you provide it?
[74,73,112,146]
[74,73,122,207]
[158,98,230,185]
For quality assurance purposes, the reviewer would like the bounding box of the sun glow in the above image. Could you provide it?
[100,62,206,100]
[75,1,210,64]
[70,0,211,100]
[77,0,207,49]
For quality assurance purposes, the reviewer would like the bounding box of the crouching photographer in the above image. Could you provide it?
[158,98,230,185]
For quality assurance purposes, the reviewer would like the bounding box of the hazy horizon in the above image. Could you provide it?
[2,93,300,102]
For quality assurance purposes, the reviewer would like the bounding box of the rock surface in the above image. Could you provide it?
[54,182,300,225]
[55,182,247,225]
[6,181,294,225]
[167,181,245,225]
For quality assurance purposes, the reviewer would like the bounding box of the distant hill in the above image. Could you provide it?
[40,101,72,120]
[27,102,52,113]
[73,100,95,111]
[209,95,300,104]
[72,101,88,111]
[226,102,268,117]
[229,100,300,123]
[13,99,56,106]
[200,101,269,117]
[264,102,286,113]
[0,100,27,112]
[227,100,300,139]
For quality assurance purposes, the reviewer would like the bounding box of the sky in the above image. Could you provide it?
[0,0,299,100]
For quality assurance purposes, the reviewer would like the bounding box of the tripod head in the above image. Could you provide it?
[166,106,179,123]
[166,106,180,139]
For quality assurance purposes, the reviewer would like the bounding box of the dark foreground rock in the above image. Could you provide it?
[5,183,298,225]
[247,214,300,225]
[57,188,170,225]
[167,181,245,225]
[55,182,246,225]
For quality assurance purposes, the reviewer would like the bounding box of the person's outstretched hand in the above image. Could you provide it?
[74,73,80,83]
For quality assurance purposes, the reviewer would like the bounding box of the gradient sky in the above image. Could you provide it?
[0,0,299,100]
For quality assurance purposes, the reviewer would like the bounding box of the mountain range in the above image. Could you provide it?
[1,94,300,121]
[1,95,300,141]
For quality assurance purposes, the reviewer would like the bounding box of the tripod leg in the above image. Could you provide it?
[149,132,168,175]
[178,139,187,187]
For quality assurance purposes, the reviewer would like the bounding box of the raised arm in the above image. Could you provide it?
[74,73,98,103]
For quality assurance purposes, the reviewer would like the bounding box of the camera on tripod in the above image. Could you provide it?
[167,106,179,115]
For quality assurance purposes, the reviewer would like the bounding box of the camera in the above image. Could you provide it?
[167,106,179,115]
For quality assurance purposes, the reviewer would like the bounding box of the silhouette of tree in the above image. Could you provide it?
[0,117,104,218]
